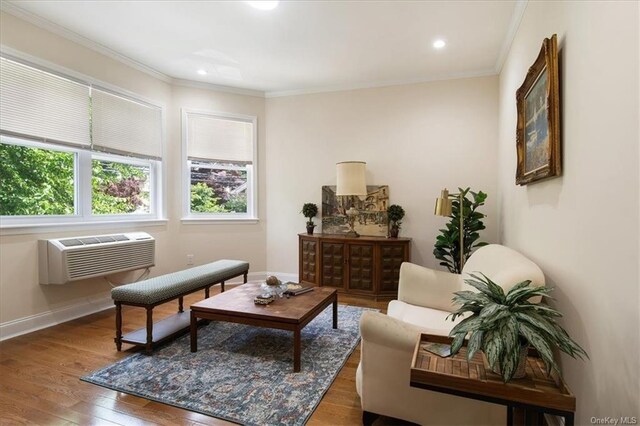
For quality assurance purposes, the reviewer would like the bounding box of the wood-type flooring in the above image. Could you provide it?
[0,285,410,425]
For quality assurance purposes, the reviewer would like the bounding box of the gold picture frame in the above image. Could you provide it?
[515,34,561,185]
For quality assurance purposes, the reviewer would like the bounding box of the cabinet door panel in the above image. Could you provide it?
[349,244,374,291]
[379,244,406,292]
[322,242,345,288]
[300,239,317,283]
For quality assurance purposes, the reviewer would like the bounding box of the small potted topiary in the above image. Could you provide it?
[301,203,319,235]
[387,204,405,238]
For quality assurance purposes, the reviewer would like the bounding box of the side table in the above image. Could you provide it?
[410,333,576,426]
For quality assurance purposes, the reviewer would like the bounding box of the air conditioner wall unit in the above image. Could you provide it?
[39,232,155,285]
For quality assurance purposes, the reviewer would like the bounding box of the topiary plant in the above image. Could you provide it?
[301,203,318,226]
[447,273,588,382]
[434,187,488,273]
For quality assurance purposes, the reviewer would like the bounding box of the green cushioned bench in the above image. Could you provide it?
[111,259,249,352]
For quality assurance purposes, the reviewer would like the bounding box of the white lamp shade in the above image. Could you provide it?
[336,161,367,196]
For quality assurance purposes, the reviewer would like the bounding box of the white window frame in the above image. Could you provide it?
[0,51,167,234]
[181,109,258,223]
[0,135,162,228]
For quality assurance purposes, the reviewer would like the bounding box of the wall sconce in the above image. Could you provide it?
[434,188,465,270]
[336,161,367,237]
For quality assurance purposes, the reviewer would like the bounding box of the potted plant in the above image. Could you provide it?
[447,273,588,382]
[387,204,405,238]
[434,187,488,273]
[301,203,318,235]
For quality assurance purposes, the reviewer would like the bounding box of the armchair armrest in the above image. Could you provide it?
[397,262,462,312]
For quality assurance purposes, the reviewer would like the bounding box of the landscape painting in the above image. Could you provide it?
[524,68,549,174]
[516,34,561,185]
[321,185,389,237]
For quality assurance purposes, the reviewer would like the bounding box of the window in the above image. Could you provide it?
[183,110,257,221]
[0,55,163,227]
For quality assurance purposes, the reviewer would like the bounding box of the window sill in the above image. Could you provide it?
[0,219,169,236]
[181,217,259,225]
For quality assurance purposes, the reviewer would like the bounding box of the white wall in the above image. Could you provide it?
[0,12,267,337]
[265,76,499,275]
[497,1,639,422]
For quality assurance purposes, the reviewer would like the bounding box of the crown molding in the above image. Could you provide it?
[1,1,172,83]
[171,78,265,98]
[265,69,497,98]
[494,0,528,74]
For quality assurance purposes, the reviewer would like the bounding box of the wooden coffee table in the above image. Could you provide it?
[190,283,338,372]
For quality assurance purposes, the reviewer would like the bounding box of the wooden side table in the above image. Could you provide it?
[410,333,576,426]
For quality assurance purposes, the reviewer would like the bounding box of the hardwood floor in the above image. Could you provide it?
[0,285,397,425]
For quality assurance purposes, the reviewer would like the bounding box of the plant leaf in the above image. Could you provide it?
[482,328,503,371]
[466,330,483,361]
[449,315,482,335]
[519,322,558,375]
[450,332,466,355]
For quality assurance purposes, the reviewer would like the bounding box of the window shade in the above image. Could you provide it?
[0,57,90,147]
[187,113,253,163]
[92,88,162,159]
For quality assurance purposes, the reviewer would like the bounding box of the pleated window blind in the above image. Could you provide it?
[186,112,254,164]
[0,57,90,147]
[92,88,162,160]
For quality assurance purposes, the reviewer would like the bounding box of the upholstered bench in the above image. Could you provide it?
[111,259,249,352]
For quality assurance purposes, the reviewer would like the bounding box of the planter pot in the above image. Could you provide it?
[389,227,399,238]
[492,344,529,380]
[306,224,315,235]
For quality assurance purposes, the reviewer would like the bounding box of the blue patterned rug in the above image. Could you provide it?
[82,304,373,425]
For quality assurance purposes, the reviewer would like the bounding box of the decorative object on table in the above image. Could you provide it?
[422,341,452,357]
[321,184,390,237]
[447,273,588,382]
[334,161,367,237]
[284,282,314,296]
[301,202,318,235]
[261,277,288,298]
[433,187,487,273]
[254,294,275,305]
[82,305,375,426]
[516,34,561,185]
[387,204,405,238]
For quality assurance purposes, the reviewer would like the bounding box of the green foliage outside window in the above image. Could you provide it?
[190,182,226,213]
[0,143,74,215]
[92,159,150,214]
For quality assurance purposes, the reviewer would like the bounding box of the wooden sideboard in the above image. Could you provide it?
[298,233,411,300]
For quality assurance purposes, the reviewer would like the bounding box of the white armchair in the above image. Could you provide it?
[356,244,545,425]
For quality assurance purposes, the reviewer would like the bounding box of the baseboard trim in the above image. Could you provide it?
[0,271,295,342]
[0,295,114,342]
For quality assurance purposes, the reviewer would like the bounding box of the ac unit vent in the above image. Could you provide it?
[39,232,155,285]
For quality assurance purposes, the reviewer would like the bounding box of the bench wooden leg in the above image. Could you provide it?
[221,281,225,292]
[243,272,248,283]
[205,286,210,298]
[145,307,153,353]
[178,296,184,313]
[114,303,122,351]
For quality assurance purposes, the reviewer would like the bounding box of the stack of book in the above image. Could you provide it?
[283,282,314,296]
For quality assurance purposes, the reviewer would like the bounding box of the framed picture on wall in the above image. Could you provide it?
[515,34,561,185]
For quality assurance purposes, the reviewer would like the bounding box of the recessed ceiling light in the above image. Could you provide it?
[433,39,446,49]
[197,69,207,75]
[247,1,279,10]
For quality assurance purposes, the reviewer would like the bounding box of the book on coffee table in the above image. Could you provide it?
[284,282,314,296]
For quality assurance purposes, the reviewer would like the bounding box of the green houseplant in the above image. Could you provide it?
[387,204,405,238]
[447,273,588,382]
[434,187,488,273]
[301,203,318,235]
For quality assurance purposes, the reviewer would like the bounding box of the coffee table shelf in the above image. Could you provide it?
[410,333,576,426]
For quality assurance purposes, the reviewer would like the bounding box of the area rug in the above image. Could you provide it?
[82,304,374,425]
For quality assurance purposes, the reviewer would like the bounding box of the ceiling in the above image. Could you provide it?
[3,1,525,96]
